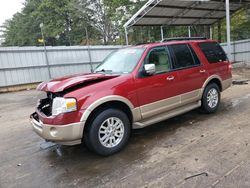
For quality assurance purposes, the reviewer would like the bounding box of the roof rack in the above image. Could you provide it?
[161,37,207,42]
[135,41,159,46]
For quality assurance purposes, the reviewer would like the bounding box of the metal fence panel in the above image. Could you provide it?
[1,39,250,88]
[221,39,250,63]
[0,46,122,87]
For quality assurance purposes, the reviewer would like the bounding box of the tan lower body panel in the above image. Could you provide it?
[133,78,232,129]
[30,114,84,146]
[133,89,202,129]
[139,89,201,120]
[133,101,201,129]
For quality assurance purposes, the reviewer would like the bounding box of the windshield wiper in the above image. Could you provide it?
[95,69,113,73]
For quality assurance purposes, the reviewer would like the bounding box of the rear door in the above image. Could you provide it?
[168,43,208,105]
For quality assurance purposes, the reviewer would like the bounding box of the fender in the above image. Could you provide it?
[80,95,141,122]
[202,74,222,89]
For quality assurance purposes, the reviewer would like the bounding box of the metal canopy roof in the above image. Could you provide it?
[124,0,250,28]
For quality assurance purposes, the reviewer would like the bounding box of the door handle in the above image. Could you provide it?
[166,76,175,81]
[200,70,206,73]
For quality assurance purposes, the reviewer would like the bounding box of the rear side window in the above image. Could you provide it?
[169,44,200,70]
[199,42,227,63]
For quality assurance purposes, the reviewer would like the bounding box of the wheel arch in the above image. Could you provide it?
[80,96,135,129]
[202,75,222,92]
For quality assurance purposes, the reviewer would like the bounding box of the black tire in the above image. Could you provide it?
[84,108,131,156]
[201,83,221,113]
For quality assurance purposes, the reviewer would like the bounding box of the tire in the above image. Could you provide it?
[201,83,221,113]
[84,108,131,156]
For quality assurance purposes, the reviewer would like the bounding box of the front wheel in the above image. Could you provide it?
[201,83,221,113]
[84,109,131,156]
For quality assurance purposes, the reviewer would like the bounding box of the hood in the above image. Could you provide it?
[37,73,119,93]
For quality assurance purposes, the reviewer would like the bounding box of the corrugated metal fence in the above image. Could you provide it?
[221,39,250,63]
[0,46,122,87]
[1,39,250,88]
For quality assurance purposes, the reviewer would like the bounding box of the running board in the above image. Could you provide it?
[133,101,201,129]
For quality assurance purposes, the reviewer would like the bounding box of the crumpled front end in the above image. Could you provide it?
[30,112,84,145]
[30,91,85,145]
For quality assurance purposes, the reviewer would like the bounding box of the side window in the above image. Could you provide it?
[199,42,227,63]
[146,47,171,74]
[169,44,200,69]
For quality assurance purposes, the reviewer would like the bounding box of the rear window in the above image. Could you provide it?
[199,42,227,63]
[169,44,200,69]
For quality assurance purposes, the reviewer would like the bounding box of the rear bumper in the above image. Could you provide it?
[30,113,85,145]
[222,78,232,91]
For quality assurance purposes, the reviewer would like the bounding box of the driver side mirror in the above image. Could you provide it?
[144,64,156,76]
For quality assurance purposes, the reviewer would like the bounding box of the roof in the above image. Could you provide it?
[124,0,250,28]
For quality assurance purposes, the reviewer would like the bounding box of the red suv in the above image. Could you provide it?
[30,38,232,156]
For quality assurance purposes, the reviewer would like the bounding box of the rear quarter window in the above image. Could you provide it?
[199,42,227,63]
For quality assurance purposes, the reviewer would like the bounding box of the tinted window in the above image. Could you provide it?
[146,47,171,73]
[170,44,200,69]
[199,42,227,63]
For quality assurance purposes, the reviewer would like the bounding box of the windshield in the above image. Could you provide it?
[94,48,145,74]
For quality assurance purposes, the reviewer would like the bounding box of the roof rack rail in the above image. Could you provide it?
[135,41,159,46]
[161,37,207,42]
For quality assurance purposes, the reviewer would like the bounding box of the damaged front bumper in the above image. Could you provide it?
[30,112,85,145]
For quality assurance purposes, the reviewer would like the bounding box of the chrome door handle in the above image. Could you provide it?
[167,76,175,81]
[200,70,206,73]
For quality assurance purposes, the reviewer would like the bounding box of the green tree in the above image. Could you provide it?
[2,0,99,46]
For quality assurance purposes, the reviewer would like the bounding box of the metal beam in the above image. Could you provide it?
[160,26,164,41]
[212,0,250,5]
[123,0,161,28]
[138,15,221,20]
[210,26,213,39]
[132,24,212,27]
[125,27,129,45]
[149,4,234,13]
[226,0,232,60]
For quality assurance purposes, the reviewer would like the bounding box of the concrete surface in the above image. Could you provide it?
[1,70,250,188]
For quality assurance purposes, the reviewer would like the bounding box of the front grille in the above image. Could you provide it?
[38,97,53,116]
[37,92,63,116]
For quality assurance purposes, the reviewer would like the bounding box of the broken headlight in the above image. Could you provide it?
[52,97,77,116]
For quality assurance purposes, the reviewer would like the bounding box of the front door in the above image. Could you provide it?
[134,46,181,119]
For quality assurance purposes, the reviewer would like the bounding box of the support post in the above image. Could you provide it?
[226,0,232,61]
[125,27,129,45]
[85,27,93,72]
[160,26,164,41]
[218,21,221,42]
[210,26,213,39]
[40,23,51,79]
[188,26,191,38]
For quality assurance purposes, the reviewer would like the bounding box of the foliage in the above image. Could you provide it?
[1,0,145,46]
[1,0,250,46]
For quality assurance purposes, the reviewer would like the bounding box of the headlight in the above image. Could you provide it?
[52,97,77,116]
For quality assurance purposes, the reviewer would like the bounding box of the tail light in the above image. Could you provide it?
[228,63,232,71]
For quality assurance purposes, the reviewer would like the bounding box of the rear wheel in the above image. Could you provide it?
[201,83,220,113]
[84,108,131,156]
